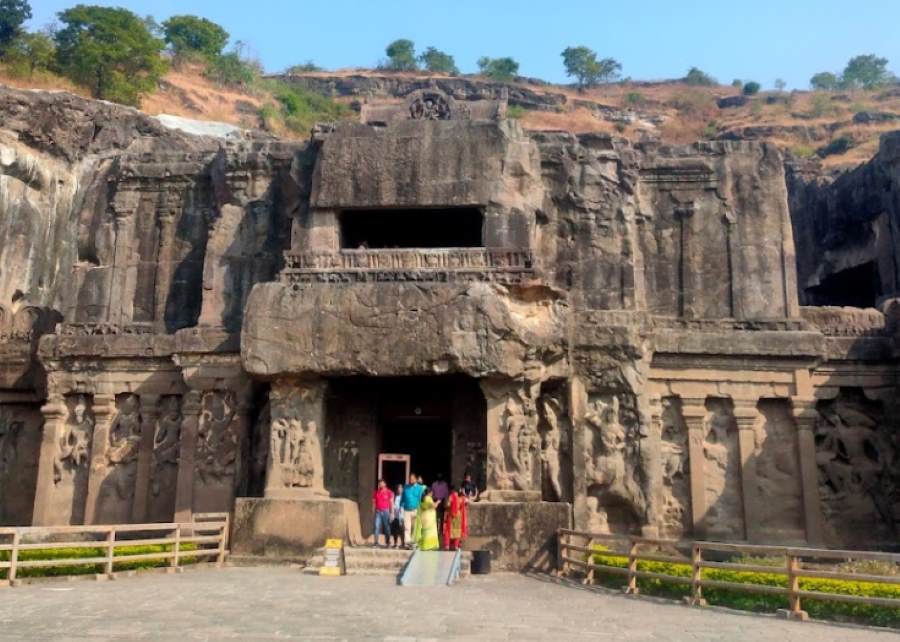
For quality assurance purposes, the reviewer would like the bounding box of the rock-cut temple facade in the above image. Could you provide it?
[0,86,897,567]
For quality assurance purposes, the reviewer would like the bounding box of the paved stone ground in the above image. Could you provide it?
[0,568,895,641]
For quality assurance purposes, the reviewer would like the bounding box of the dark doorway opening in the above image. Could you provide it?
[378,378,454,487]
[807,261,881,308]
[339,207,483,249]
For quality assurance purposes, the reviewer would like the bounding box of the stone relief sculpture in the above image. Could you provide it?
[0,410,23,478]
[584,395,646,533]
[408,90,453,121]
[106,393,142,500]
[196,391,238,485]
[658,397,690,537]
[702,398,744,539]
[754,400,803,537]
[266,381,326,494]
[815,390,897,540]
[487,383,541,493]
[151,396,181,498]
[53,395,93,484]
[538,392,571,503]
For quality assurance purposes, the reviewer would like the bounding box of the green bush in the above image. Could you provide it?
[625,92,646,106]
[792,144,816,158]
[506,104,525,119]
[742,81,761,96]
[256,79,348,136]
[817,135,855,157]
[683,67,716,86]
[588,546,900,628]
[1,542,200,579]
[205,50,260,87]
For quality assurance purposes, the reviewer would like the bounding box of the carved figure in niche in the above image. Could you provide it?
[539,396,564,501]
[0,412,23,478]
[815,393,896,536]
[196,392,237,484]
[54,395,93,484]
[702,399,743,537]
[584,395,646,533]
[408,91,452,120]
[105,393,142,500]
[659,398,690,535]
[271,417,323,489]
[151,396,181,497]
[502,390,540,491]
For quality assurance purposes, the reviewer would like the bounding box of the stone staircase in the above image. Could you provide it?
[304,546,471,578]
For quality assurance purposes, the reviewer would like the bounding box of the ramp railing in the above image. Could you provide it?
[558,528,900,621]
[0,513,229,586]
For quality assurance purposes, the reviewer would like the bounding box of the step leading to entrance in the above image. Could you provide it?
[304,546,471,578]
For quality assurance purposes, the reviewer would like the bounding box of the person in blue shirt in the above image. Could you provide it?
[400,473,425,548]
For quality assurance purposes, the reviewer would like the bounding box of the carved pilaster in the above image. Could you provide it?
[641,394,664,538]
[733,399,762,542]
[31,393,67,526]
[479,378,542,502]
[83,394,116,524]
[173,390,203,522]
[568,377,589,529]
[132,394,159,522]
[681,399,707,538]
[264,378,328,499]
[791,398,826,545]
[153,211,177,330]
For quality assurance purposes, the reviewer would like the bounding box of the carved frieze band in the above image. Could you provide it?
[282,248,535,285]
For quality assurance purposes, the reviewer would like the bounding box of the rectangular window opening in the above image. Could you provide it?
[339,207,483,249]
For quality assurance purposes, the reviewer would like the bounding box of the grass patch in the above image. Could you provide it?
[507,104,526,119]
[791,144,816,158]
[589,546,900,628]
[1,542,200,579]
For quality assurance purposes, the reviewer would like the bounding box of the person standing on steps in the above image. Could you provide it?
[431,472,449,535]
[413,487,440,551]
[442,485,468,551]
[400,473,425,548]
[372,478,393,548]
[390,483,405,549]
[462,471,479,502]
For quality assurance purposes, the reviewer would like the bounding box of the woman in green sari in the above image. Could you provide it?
[413,488,440,551]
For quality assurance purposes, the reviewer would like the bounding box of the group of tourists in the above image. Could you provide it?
[372,472,478,551]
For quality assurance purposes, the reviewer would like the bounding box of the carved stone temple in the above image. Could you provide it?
[0,86,897,567]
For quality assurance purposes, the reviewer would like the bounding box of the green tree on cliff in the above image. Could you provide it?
[561,46,621,89]
[809,71,839,91]
[7,30,54,77]
[418,46,458,75]
[841,54,891,89]
[54,5,166,105]
[162,14,229,61]
[0,0,31,51]
[384,38,417,71]
[477,56,519,81]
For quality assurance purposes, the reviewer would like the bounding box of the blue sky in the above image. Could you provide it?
[29,0,899,89]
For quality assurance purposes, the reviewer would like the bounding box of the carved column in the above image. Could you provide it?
[31,392,67,526]
[107,194,139,325]
[132,394,159,523]
[264,378,329,499]
[83,394,116,525]
[733,399,763,542]
[674,202,696,319]
[173,390,203,522]
[681,399,707,538]
[479,378,542,502]
[791,398,826,544]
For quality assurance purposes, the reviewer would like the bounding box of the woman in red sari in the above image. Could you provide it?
[442,485,468,550]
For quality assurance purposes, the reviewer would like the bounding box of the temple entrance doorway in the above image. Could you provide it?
[324,375,486,537]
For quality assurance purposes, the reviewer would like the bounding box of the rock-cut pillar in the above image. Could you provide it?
[264,377,329,499]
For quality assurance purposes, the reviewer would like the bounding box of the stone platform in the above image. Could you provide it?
[231,497,363,559]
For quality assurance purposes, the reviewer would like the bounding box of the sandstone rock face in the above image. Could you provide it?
[0,86,896,555]
[787,131,900,308]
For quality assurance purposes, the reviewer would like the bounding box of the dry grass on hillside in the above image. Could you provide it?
[141,64,266,129]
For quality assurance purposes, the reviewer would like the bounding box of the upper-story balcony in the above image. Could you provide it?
[281,248,535,286]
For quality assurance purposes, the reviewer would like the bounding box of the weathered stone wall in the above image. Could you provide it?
[0,86,896,554]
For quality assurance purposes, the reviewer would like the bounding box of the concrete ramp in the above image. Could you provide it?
[399,550,462,586]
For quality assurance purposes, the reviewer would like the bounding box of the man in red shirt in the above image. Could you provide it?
[372,478,394,548]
